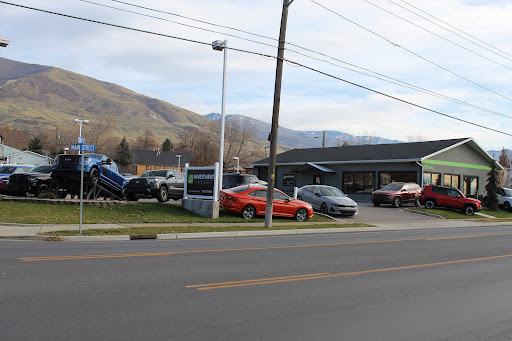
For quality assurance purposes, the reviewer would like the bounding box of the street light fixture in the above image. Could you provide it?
[212,39,228,194]
[74,118,89,235]
[232,156,239,173]
[176,154,181,171]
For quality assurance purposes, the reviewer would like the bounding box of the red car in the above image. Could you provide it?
[372,182,422,208]
[219,184,314,221]
[420,185,482,215]
[0,175,8,194]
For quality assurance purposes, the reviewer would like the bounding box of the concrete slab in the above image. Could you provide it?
[60,235,131,241]
[156,233,177,240]
[176,231,237,239]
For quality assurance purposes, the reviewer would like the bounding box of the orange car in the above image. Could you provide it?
[219,184,314,221]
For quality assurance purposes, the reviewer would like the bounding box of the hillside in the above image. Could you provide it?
[0,57,209,142]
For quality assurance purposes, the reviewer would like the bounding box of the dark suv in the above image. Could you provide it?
[126,169,184,202]
[420,185,482,215]
[372,182,422,207]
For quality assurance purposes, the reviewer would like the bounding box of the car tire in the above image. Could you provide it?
[372,201,381,207]
[463,205,475,216]
[241,205,256,219]
[392,196,401,208]
[157,186,168,202]
[425,199,435,209]
[37,184,50,197]
[503,202,511,212]
[414,198,420,207]
[297,195,302,201]
[320,203,328,214]
[295,208,308,222]
[90,168,99,185]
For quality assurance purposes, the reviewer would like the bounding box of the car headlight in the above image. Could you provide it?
[30,178,38,183]
[83,157,90,165]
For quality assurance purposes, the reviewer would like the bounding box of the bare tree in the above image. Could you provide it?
[406,133,428,142]
[85,116,119,154]
[134,129,159,151]
[357,130,377,145]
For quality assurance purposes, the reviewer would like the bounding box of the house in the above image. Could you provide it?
[0,149,52,165]
[127,149,193,175]
[0,128,29,150]
[252,138,498,199]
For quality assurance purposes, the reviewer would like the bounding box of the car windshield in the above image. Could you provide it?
[382,183,403,191]
[0,166,16,174]
[85,153,102,160]
[141,170,167,177]
[319,187,345,197]
[28,165,52,173]
[503,188,512,197]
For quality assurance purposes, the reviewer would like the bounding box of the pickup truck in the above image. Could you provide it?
[125,169,184,202]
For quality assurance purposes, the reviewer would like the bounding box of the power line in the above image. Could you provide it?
[308,0,512,103]
[82,0,512,120]
[1,0,511,138]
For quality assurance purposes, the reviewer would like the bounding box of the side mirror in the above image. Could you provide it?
[167,174,174,179]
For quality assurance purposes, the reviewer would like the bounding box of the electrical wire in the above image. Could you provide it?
[1,0,512,138]
[308,0,512,103]
[82,0,512,120]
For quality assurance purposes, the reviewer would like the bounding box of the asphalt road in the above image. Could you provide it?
[2,225,512,340]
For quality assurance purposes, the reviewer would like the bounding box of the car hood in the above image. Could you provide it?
[466,197,481,205]
[324,196,357,206]
[373,189,396,195]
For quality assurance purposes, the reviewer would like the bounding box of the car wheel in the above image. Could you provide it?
[392,196,401,208]
[90,168,99,185]
[414,198,420,207]
[425,199,435,209]
[297,195,302,201]
[463,205,475,216]
[372,201,381,207]
[157,186,168,202]
[503,202,511,212]
[320,203,328,214]
[295,208,308,222]
[241,205,256,219]
[37,184,50,197]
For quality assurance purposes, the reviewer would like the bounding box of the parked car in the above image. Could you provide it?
[0,164,33,194]
[483,187,512,211]
[420,185,482,215]
[297,185,358,216]
[219,184,313,221]
[372,182,422,208]
[126,169,184,202]
[52,153,126,197]
[222,173,265,189]
[6,165,53,197]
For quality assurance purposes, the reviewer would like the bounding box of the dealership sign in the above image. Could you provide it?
[184,164,220,200]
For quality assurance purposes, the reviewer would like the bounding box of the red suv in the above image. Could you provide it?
[372,182,422,208]
[420,185,482,215]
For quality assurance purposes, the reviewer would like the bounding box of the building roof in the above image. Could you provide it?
[131,149,192,166]
[252,138,483,165]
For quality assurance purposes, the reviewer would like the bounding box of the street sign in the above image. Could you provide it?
[78,136,85,144]
[70,144,96,152]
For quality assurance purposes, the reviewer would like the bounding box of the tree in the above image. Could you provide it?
[27,137,43,154]
[162,138,173,152]
[485,161,500,210]
[406,133,428,142]
[85,116,119,154]
[115,137,133,167]
[498,147,510,168]
[135,130,159,151]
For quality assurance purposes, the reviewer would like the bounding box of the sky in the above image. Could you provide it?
[1,0,512,151]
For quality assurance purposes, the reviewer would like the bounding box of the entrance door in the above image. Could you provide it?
[463,176,478,198]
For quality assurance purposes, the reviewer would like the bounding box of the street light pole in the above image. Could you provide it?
[233,156,239,173]
[177,154,181,171]
[212,39,228,193]
[265,0,294,228]
[73,118,89,234]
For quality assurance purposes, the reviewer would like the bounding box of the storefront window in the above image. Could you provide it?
[379,171,417,188]
[424,172,441,185]
[463,176,478,198]
[444,174,460,189]
[343,172,375,193]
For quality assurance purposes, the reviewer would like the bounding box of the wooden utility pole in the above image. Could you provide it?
[264,0,294,228]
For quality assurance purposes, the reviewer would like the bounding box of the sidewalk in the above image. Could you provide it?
[0,218,510,241]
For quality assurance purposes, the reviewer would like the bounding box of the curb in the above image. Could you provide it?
[403,208,444,219]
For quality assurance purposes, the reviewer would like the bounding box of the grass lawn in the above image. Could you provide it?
[0,198,335,224]
[410,207,512,219]
[48,222,374,236]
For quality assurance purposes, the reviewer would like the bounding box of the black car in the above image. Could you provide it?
[222,173,264,189]
[6,165,53,197]
[126,169,184,202]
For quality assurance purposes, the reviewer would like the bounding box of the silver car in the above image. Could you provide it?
[297,185,358,216]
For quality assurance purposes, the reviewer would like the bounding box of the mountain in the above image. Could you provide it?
[0,57,209,142]
[204,113,403,148]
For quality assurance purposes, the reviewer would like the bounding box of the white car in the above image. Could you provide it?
[297,185,358,216]
[497,187,512,211]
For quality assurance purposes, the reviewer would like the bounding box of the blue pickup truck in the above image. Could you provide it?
[52,153,126,197]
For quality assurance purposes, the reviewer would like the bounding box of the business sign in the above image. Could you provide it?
[283,173,295,187]
[184,164,219,200]
[70,144,96,152]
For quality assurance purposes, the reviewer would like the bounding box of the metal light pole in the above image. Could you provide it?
[233,156,240,173]
[176,154,181,171]
[212,39,228,193]
[73,118,89,234]
[265,0,294,228]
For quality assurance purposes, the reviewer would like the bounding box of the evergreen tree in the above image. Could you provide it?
[162,138,173,152]
[115,136,133,167]
[485,161,499,210]
[498,147,510,168]
[27,137,43,154]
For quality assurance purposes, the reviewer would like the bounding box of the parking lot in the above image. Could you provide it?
[329,201,436,223]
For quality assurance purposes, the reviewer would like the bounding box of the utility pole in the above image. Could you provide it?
[322,131,326,148]
[264,0,294,228]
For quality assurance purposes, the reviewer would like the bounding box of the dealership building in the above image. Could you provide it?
[252,138,498,199]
